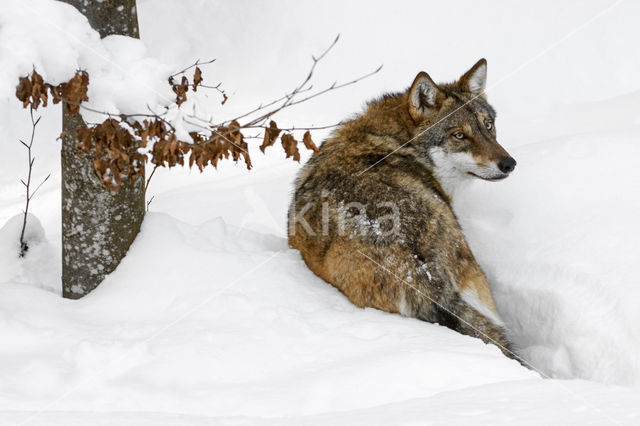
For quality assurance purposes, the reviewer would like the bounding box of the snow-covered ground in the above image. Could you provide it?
[2,0,640,424]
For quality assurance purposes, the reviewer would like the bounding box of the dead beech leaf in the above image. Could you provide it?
[302,131,319,154]
[281,133,300,162]
[193,67,202,91]
[260,120,281,153]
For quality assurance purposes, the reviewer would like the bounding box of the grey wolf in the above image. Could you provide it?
[288,59,517,358]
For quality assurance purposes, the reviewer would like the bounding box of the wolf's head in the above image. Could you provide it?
[407,59,515,194]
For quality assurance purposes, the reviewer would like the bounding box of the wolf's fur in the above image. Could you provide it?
[288,59,518,358]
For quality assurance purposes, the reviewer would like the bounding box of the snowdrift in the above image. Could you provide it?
[2,0,640,424]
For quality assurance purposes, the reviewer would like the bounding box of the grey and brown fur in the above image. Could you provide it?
[288,59,518,359]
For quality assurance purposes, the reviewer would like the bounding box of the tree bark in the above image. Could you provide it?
[60,0,144,299]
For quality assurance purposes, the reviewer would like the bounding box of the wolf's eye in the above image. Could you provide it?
[485,121,493,130]
[453,131,465,140]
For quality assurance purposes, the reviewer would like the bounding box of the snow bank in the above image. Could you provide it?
[0,213,58,293]
[5,213,640,425]
[456,125,640,385]
[0,214,534,419]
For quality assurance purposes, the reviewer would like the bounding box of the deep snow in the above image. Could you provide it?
[457,128,640,385]
[2,0,640,424]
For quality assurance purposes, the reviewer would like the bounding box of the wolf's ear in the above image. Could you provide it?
[409,71,439,121]
[458,58,487,94]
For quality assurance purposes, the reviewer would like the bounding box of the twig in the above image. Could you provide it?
[146,195,155,212]
[219,85,314,125]
[170,58,216,78]
[245,64,382,128]
[215,35,343,127]
[244,122,344,132]
[181,117,249,154]
[145,164,158,194]
[77,102,177,132]
[261,65,383,116]
[18,107,48,257]
[30,173,51,199]
[217,34,382,129]
[198,81,226,95]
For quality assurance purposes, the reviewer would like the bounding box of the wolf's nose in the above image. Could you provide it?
[498,157,516,173]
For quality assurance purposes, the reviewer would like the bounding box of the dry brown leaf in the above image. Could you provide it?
[302,131,319,154]
[281,133,300,162]
[259,120,281,153]
[193,67,203,91]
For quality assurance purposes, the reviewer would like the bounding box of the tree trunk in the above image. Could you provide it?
[60,0,144,299]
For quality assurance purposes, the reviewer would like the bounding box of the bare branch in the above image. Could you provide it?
[145,164,158,194]
[244,122,344,132]
[246,64,382,128]
[30,173,51,199]
[180,116,248,153]
[146,195,155,212]
[15,37,378,191]
[75,102,177,132]
[198,82,224,91]
[221,85,314,125]
[214,35,381,131]
[145,105,176,131]
[170,58,216,78]
[18,106,47,257]
[279,65,383,111]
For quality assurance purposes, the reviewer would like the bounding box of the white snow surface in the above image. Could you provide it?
[2,0,640,424]
[0,213,58,294]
